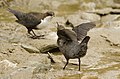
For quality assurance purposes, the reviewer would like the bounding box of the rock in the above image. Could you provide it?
[80,2,96,11]
[100,27,120,45]
[0,54,51,79]
[81,75,98,79]
[62,0,78,5]
[44,32,58,42]
[51,1,61,10]
[40,44,58,53]
[66,12,100,26]
[80,12,101,21]
[64,11,100,25]
[33,63,51,74]
[0,59,17,74]
[21,44,40,53]
[101,14,120,22]
[101,14,120,27]
[66,13,90,26]
[26,34,58,53]
[94,8,113,15]
[114,0,120,3]
[3,67,34,79]
[88,8,120,17]
[0,0,10,7]
[0,59,17,68]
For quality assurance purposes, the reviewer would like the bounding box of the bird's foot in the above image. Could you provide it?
[63,67,65,70]
[31,35,45,39]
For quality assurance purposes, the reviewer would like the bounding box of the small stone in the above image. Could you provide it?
[21,44,40,53]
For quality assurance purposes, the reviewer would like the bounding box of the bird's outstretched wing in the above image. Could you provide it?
[73,22,95,40]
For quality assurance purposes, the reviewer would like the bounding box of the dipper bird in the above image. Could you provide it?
[8,8,55,38]
[65,20,95,41]
[56,23,90,71]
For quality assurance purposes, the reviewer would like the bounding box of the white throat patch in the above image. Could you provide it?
[37,16,53,29]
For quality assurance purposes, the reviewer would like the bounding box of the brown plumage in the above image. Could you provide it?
[65,20,95,41]
[57,23,90,70]
[8,8,55,38]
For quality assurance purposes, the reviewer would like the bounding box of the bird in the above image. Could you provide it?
[65,20,95,41]
[8,8,55,38]
[56,22,90,71]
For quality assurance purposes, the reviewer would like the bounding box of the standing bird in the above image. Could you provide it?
[56,22,90,71]
[65,20,95,41]
[8,8,55,38]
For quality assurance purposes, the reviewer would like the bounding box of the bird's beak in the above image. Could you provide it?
[52,14,55,17]
[56,22,59,27]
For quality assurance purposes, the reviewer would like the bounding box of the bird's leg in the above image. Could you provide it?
[63,59,69,70]
[31,29,44,39]
[27,29,38,39]
[78,58,81,71]
[27,29,34,36]
[31,29,37,37]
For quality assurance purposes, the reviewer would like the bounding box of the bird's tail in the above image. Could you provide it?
[80,36,90,45]
[8,8,23,16]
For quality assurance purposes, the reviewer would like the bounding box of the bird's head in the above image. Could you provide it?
[46,11,55,17]
[65,20,74,28]
[56,22,65,31]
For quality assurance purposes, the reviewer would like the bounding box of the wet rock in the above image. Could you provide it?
[99,48,120,58]
[90,61,119,70]
[81,75,98,79]
[21,44,40,53]
[33,70,81,79]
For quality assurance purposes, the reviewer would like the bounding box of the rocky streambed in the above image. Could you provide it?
[0,0,120,79]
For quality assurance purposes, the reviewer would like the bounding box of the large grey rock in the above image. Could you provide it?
[101,14,120,27]
[80,12,101,21]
